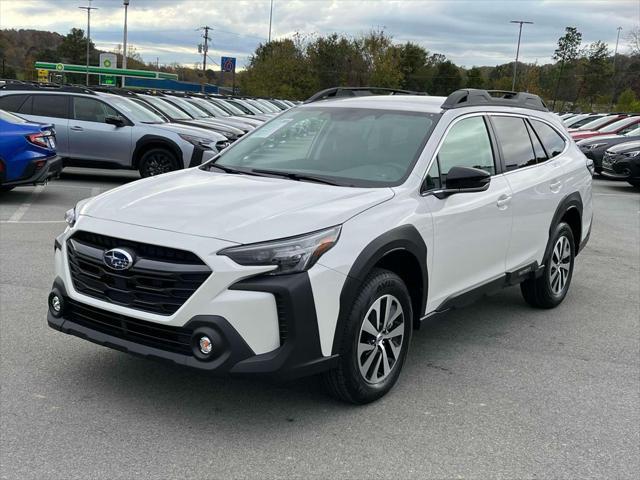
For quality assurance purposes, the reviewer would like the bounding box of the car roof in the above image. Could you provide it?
[299,94,447,113]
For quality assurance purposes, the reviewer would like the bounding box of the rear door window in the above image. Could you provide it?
[530,119,566,158]
[31,95,69,119]
[491,116,536,170]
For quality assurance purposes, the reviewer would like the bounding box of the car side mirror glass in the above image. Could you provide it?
[105,115,126,127]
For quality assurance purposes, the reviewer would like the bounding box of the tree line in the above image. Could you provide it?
[239,27,640,111]
[2,26,639,112]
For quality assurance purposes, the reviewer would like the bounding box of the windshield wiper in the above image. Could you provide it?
[250,168,340,185]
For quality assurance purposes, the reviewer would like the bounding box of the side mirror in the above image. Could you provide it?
[105,115,126,127]
[430,166,491,199]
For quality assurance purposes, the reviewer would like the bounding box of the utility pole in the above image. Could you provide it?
[122,0,130,87]
[610,26,623,109]
[79,1,98,86]
[199,26,211,92]
[510,20,533,91]
[268,0,274,43]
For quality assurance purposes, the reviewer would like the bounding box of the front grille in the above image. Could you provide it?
[67,231,211,315]
[66,299,193,355]
[274,294,288,345]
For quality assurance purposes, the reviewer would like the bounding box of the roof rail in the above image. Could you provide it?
[89,86,139,97]
[442,89,548,112]
[0,83,97,95]
[305,86,427,104]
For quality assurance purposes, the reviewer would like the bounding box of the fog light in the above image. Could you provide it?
[51,295,61,312]
[48,291,64,317]
[199,336,213,354]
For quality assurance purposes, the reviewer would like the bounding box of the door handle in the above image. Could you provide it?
[496,194,512,209]
[550,180,562,192]
[70,126,84,131]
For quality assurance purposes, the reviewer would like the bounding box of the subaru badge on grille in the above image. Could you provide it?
[103,248,134,271]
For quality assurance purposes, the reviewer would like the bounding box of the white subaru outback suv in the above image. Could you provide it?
[48,88,593,404]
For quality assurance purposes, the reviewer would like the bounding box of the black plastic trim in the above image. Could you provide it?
[333,225,428,355]
[132,135,183,169]
[1,155,62,187]
[442,89,548,112]
[544,192,583,260]
[189,145,205,168]
[229,272,338,379]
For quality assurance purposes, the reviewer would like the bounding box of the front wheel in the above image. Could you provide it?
[521,222,575,309]
[138,148,179,178]
[323,269,413,404]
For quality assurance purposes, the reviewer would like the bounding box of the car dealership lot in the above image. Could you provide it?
[0,172,638,479]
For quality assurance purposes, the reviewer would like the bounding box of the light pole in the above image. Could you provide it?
[510,20,533,91]
[122,0,130,87]
[268,0,273,43]
[610,26,622,108]
[79,1,98,86]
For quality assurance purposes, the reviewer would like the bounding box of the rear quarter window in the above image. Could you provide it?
[530,119,566,158]
[0,94,29,113]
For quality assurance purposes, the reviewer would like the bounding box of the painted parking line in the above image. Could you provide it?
[6,185,45,222]
[0,220,66,224]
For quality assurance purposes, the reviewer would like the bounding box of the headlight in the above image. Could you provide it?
[219,225,341,275]
[179,133,216,149]
[64,207,77,227]
[623,150,640,158]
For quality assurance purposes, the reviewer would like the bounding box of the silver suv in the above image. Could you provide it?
[0,86,229,177]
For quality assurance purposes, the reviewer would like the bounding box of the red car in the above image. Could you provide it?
[572,116,640,141]
[568,114,628,132]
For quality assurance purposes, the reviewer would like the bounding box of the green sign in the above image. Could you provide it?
[99,53,117,86]
[34,62,178,80]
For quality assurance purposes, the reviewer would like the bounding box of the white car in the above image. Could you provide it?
[48,88,593,404]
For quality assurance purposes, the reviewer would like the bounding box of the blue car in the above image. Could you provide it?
[0,108,61,192]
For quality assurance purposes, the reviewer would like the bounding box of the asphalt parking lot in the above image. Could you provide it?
[0,170,638,480]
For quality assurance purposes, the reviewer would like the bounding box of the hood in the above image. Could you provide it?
[608,140,640,153]
[577,134,622,146]
[80,168,394,244]
[571,130,602,140]
[148,122,227,142]
[176,119,244,136]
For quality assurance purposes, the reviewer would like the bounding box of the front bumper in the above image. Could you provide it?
[601,153,640,181]
[1,155,62,187]
[47,271,338,380]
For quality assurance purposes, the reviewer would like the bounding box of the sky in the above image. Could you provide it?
[1,0,639,69]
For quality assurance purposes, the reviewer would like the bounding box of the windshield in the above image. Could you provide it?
[224,99,254,115]
[0,109,27,123]
[570,115,605,128]
[209,106,439,187]
[142,96,192,120]
[107,95,165,123]
[625,126,640,136]
[189,98,230,117]
[234,99,262,115]
[245,99,271,113]
[164,97,208,118]
[212,99,245,115]
[600,117,638,133]
[579,116,619,131]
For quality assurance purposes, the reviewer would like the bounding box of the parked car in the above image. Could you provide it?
[569,114,628,132]
[601,140,640,187]
[0,108,61,192]
[571,115,640,141]
[565,113,607,129]
[577,126,640,174]
[0,86,229,177]
[47,88,592,404]
[205,97,267,126]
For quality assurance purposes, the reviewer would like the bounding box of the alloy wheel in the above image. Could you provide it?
[549,235,571,295]
[145,152,174,176]
[357,294,405,384]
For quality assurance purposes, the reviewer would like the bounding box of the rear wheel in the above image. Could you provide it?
[323,269,413,404]
[138,148,179,178]
[521,222,575,309]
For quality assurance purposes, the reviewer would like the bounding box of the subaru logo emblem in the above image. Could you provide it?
[103,248,134,271]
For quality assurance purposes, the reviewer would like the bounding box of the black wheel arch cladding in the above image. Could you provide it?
[133,135,182,169]
[332,224,428,356]
[545,191,583,261]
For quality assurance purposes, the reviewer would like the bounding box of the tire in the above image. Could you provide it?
[138,148,179,178]
[521,222,575,309]
[323,268,413,404]
[0,186,15,192]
